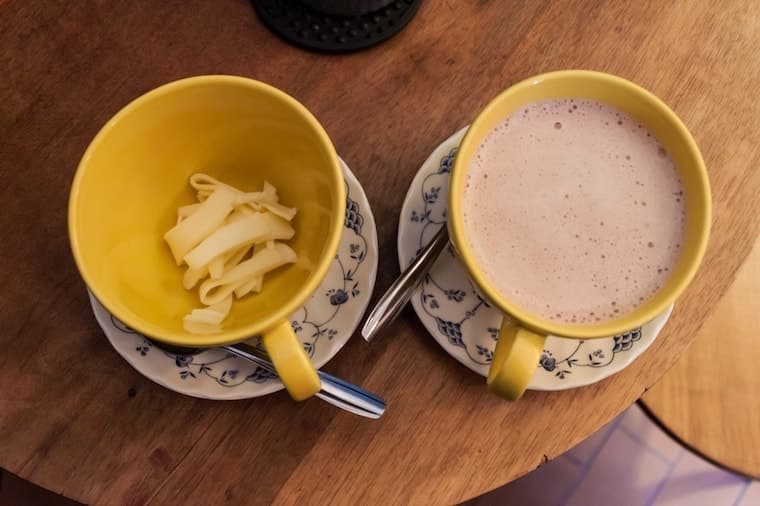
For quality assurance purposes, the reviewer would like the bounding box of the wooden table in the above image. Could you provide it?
[642,235,760,480]
[1,1,759,504]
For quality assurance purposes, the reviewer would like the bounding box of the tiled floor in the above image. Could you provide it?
[473,404,758,506]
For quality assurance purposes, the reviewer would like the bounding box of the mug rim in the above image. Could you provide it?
[68,75,345,346]
[448,69,711,339]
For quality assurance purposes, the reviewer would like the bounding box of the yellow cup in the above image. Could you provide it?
[448,70,711,400]
[69,76,346,401]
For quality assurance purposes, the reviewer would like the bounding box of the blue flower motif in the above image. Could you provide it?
[487,327,499,339]
[445,289,465,302]
[476,345,493,362]
[329,289,348,305]
[539,354,557,372]
[435,317,463,347]
[218,369,238,384]
[423,186,440,204]
[586,351,603,366]
[438,147,458,174]
[612,327,642,353]
[246,367,277,383]
[345,196,363,234]
[349,243,365,261]
[135,344,150,356]
[411,209,431,225]
[175,355,193,368]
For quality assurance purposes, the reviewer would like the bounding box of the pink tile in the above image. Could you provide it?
[620,404,682,462]
[470,405,756,506]
[736,481,760,506]
[565,429,671,506]
[651,451,747,505]
[565,412,622,464]
[473,455,582,506]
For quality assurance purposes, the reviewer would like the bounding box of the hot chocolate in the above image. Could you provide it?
[462,98,686,325]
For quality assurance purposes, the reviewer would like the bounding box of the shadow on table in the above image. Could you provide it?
[1,469,82,506]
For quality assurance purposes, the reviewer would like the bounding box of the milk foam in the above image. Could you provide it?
[462,98,686,325]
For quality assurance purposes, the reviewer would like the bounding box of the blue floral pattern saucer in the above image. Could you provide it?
[398,127,674,391]
[91,159,378,400]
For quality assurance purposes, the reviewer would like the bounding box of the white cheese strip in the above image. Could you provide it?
[208,243,251,280]
[167,175,298,335]
[199,243,296,306]
[257,201,297,221]
[183,265,208,290]
[182,297,233,333]
[233,244,265,298]
[176,203,201,225]
[183,213,294,271]
[192,173,279,204]
[164,187,236,264]
[233,275,263,298]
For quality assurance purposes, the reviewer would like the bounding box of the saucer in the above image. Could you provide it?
[398,127,673,391]
[91,159,378,400]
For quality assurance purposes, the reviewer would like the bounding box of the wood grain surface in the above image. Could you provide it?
[642,236,760,480]
[1,1,759,504]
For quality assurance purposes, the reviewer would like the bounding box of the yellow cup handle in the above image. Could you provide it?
[487,319,547,400]
[262,320,321,401]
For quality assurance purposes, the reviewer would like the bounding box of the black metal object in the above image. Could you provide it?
[301,0,396,16]
[251,0,423,53]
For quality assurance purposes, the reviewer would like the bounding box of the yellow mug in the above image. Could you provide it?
[448,70,711,400]
[69,76,345,401]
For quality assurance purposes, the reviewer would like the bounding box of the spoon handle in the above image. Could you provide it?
[222,343,385,419]
[362,225,449,343]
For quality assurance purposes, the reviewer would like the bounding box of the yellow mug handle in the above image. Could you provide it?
[487,319,547,400]
[261,320,321,401]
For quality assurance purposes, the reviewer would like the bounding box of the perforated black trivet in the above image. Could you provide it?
[251,0,423,53]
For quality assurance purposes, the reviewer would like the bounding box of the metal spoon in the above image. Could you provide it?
[149,339,385,419]
[362,225,449,342]
[223,342,385,419]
